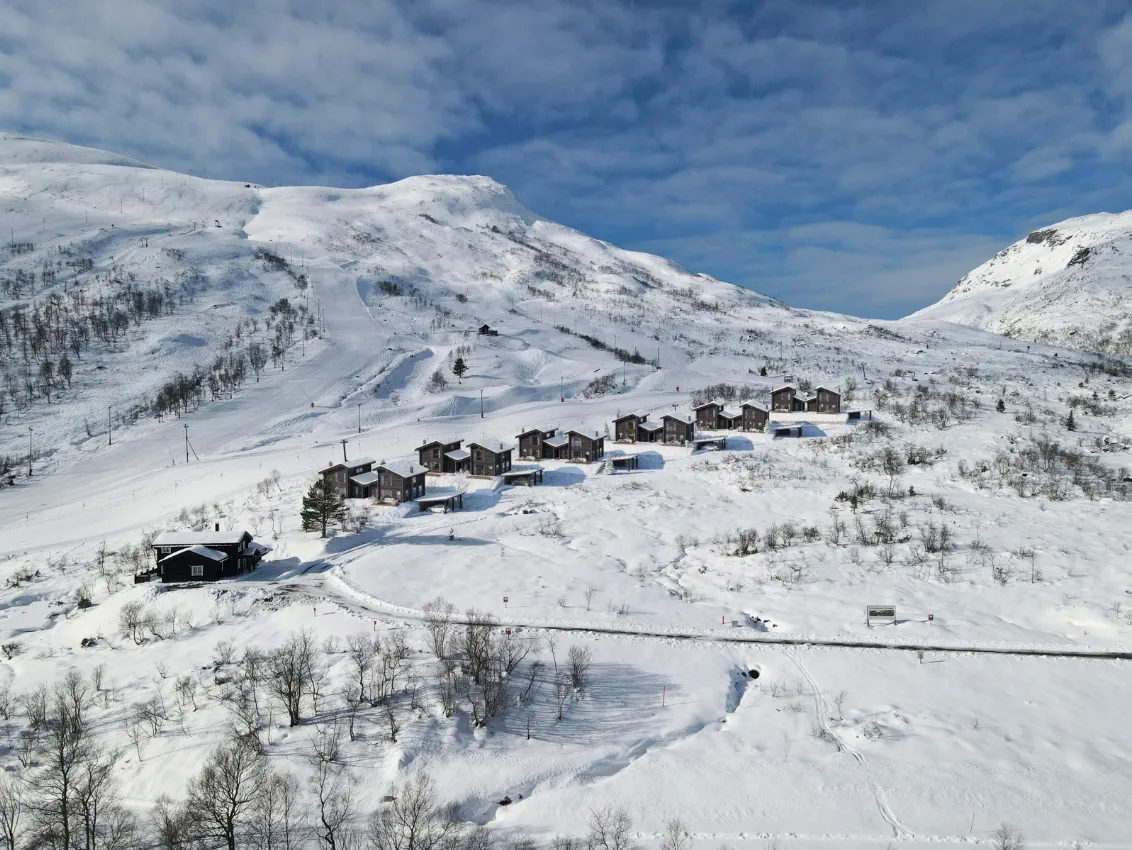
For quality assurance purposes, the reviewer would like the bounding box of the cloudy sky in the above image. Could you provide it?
[2,0,1131,317]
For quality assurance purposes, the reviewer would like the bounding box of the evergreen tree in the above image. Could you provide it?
[996,398,1005,413]
[758,365,768,377]
[301,478,346,538]
[1066,408,1076,432]
[452,357,468,381]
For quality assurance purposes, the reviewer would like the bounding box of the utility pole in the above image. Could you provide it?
[480,389,484,418]
[340,439,349,462]
[183,424,189,464]
[357,404,362,434]
[27,428,32,477]
[108,405,112,446]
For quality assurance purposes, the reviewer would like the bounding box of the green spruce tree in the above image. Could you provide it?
[996,398,1006,413]
[452,357,468,381]
[1065,408,1076,432]
[301,477,347,538]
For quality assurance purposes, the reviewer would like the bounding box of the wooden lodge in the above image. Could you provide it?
[516,427,557,460]
[541,433,571,460]
[740,402,768,432]
[566,430,605,463]
[771,385,841,414]
[478,323,499,336]
[637,420,664,442]
[613,412,651,443]
[662,414,696,445]
[416,439,469,474]
[691,401,754,431]
[469,442,514,477]
[374,461,427,503]
[692,401,723,431]
[150,528,266,583]
[320,456,378,499]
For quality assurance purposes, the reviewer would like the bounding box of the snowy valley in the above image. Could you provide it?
[1,136,1131,849]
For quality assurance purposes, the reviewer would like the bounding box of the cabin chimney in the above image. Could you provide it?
[214,522,220,532]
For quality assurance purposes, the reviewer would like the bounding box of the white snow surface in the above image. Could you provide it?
[913,210,1132,354]
[1,136,1132,847]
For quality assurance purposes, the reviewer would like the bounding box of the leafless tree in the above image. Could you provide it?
[267,629,321,727]
[992,824,1025,850]
[660,818,691,850]
[459,610,498,684]
[346,634,380,704]
[554,675,571,721]
[833,691,848,722]
[367,774,461,850]
[0,773,23,850]
[185,735,266,850]
[567,646,593,694]
[151,795,194,850]
[587,805,635,850]
[383,702,401,743]
[545,633,560,676]
[311,756,356,850]
[422,598,456,660]
[118,601,149,645]
[583,587,598,611]
[343,687,363,741]
[248,770,306,850]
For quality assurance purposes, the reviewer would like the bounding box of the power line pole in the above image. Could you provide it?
[357,404,362,434]
[480,389,484,419]
[108,405,112,446]
[183,424,189,464]
[340,439,349,462]
[27,428,32,477]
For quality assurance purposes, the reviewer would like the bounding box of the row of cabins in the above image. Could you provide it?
[612,412,697,445]
[515,428,606,463]
[415,439,515,477]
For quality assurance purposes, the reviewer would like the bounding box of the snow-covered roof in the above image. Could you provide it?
[378,461,424,478]
[158,545,227,563]
[515,427,552,437]
[416,440,459,450]
[543,434,569,448]
[347,456,376,468]
[663,413,695,425]
[445,449,471,461]
[613,411,649,422]
[692,400,721,410]
[565,430,602,440]
[350,471,380,486]
[153,530,250,547]
[772,385,797,393]
[813,385,839,394]
[469,442,513,454]
[638,420,664,431]
[739,401,768,411]
[720,408,741,419]
[248,541,272,555]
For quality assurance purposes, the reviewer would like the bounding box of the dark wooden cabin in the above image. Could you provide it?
[613,412,650,443]
[771,386,802,412]
[416,439,466,473]
[610,454,640,472]
[319,457,377,498]
[566,430,605,462]
[517,428,557,460]
[541,434,571,460]
[740,403,768,432]
[806,386,841,414]
[662,414,696,445]
[376,461,427,503]
[151,529,265,583]
[469,443,513,476]
[693,401,723,431]
[637,420,664,443]
[718,408,743,429]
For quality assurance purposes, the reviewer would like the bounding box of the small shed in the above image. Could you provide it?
[501,468,545,486]
[692,436,728,452]
[609,454,639,472]
[773,425,803,438]
[416,493,464,513]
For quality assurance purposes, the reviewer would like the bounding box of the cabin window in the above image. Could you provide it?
[191,564,204,578]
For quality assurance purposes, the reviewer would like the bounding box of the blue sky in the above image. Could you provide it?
[2,0,1131,317]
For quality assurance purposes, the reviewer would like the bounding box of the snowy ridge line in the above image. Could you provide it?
[324,570,1132,660]
[626,832,1129,850]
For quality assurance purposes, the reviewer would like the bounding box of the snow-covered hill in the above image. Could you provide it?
[912,210,1132,355]
[3,136,1132,847]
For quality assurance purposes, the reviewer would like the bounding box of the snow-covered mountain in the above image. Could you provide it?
[912,210,1132,355]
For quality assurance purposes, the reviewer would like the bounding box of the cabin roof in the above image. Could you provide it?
[445,449,471,461]
[565,429,603,440]
[378,461,424,479]
[813,385,839,394]
[350,471,380,486]
[468,442,513,454]
[613,412,649,423]
[663,413,695,425]
[638,420,664,432]
[515,427,553,438]
[692,400,722,410]
[153,530,250,547]
[158,544,228,563]
[415,440,460,452]
[740,401,768,412]
[720,408,742,419]
[772,385,797,394]
[543,434,569,448]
